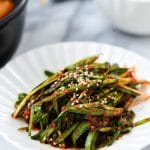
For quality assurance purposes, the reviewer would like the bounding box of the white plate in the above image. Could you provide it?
[0,42,150,150]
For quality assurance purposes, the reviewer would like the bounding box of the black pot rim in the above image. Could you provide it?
[0,0,28,28]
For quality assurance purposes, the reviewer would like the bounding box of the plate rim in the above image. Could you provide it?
[1,41,150,72]
[0,41,150,150]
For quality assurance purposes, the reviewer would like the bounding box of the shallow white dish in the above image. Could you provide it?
[96,0,150,35]
[0,42,150,150]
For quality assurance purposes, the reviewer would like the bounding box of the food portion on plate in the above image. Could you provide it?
[12,55,150,150]
[0,0,14,19]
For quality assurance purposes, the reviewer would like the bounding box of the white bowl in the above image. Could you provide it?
[96,0,150,35]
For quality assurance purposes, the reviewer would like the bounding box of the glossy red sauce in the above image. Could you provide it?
[0,0,14,19]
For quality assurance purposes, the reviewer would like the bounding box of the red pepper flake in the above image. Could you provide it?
[64,90,69,95]
[103,117,109,123]
[60,146,66,150]
[61,105,66,112]
[58,73,65,78]
[51,122,57,128]
[128,67,137,82]
[88,66,94,70]
[88,90,93,95]
[24,108,30,121]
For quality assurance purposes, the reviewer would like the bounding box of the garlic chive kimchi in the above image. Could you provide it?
[13,55,150,150]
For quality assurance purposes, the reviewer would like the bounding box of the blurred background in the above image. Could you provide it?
[16,0,150,58]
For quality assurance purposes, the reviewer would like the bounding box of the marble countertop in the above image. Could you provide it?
[1,0,150,149]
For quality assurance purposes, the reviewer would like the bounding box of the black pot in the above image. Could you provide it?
[0,0,28,67]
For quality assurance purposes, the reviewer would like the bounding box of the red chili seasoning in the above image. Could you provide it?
[51,122,57,128]
[58,73,65,78]
[24,108,30,121]
[61,105,66,112]
[88,66,94,70]
[64,89,69,95]
[128,67,137,82]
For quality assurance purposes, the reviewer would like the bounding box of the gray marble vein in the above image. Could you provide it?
[1,0,150,149]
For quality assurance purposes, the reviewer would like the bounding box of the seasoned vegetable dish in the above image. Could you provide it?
[13,55,150,149]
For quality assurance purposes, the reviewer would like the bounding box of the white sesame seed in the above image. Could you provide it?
[75,99,79,103]
[90,72,93,76]
[97,96,100,99]
[84,71,89,76]
[70,98,74,101]
[31,100,34,104]
[96,83,99,87]
[79,104,83,108]
[27,103,31,108]
[53,142,56,146]
[71,102,75,106]
[84,93,87,96]
[76,88,78,91]
[101,101,104,104]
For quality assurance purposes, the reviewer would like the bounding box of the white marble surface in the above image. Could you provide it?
[15,0,150,61]
[1,0,150,149]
